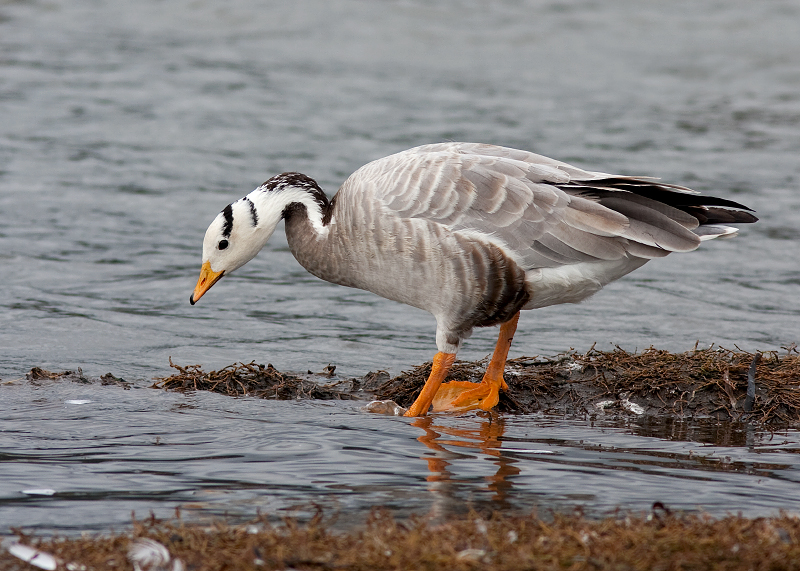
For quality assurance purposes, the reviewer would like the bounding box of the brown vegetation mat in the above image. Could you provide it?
[4,509,800,571]
[149,346,800,426]
[375,346,800,425]
[153,358,359,401]
[26,367,131,389]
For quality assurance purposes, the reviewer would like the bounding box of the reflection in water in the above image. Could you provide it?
[628,417,761,448]
[406,412,800,521]
[411,414,520,515]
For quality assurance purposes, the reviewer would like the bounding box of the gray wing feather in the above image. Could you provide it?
[597,197,700,251]
[342,143,718,270]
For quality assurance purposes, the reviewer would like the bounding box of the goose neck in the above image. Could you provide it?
[249,172,332,237]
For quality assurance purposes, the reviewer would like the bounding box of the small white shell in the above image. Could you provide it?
[363,400,407,416]
[128,538,169,571]
[127,538,185,571]
[456,549,487,561]
[621,398,645,415]
[8,544,58,570]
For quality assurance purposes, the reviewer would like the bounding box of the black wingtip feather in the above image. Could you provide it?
[561,178,757,225]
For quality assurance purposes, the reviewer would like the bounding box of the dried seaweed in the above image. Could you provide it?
[25,344,800,425]
[377,345,800,425]
[153,358,359,401]
[26,367,89,384]
[4,509,800,571]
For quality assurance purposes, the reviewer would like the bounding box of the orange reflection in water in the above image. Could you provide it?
[411,414,520,506]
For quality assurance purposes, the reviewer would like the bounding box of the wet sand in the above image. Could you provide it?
[4,508,800,570]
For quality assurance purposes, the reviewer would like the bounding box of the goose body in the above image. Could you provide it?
[191,142,757,416]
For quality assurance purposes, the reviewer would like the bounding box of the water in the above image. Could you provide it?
[1,0,799,534]
[3,377,800,534]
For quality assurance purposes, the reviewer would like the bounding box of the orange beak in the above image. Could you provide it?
[189,261,224,305]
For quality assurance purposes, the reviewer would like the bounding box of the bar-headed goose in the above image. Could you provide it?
[190,143,757,416]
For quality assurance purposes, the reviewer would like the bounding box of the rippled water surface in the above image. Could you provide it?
[1,0,799,534]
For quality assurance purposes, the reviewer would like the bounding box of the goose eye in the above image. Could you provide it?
[218,239,229,250]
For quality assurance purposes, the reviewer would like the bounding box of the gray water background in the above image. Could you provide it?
[1,0,799,534]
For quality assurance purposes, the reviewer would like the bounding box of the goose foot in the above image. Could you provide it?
[430,311,520,413]
[430,374,506,413]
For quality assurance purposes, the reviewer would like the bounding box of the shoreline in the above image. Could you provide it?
[4,509,799,570]
[150,345,800,427]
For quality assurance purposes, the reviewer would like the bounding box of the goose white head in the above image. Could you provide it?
[189,197,270,305]
[190,173,329,305]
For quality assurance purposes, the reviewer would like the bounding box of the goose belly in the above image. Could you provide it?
[523,257,648,310]
[303,216,529,330]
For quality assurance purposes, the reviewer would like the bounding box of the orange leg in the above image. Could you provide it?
[431,312,520,413]
[404,352,457,417]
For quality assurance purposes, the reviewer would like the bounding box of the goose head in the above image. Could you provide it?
[190,197,270,305]
[190,173,330,305]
